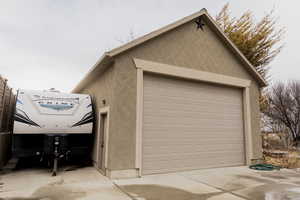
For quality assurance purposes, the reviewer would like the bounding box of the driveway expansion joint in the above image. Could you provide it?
[177,173,250,200]
[113,181,136,200]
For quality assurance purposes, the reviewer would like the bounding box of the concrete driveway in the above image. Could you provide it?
[0,167,131,200]
[1,166,300,200]
[115,166,300,200]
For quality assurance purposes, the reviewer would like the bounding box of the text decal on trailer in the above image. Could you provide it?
[33,95,79,111]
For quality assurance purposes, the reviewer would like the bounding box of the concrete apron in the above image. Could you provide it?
[114,166,300,200]
[0,167,131,200]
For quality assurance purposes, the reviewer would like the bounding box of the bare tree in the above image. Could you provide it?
[261,113,287,133]
[215,3,285,80]
[263,81,300,145]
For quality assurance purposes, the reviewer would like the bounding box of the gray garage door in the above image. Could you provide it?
[142,73,245,175]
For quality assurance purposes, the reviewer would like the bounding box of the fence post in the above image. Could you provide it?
[0,78,7,132]
[9,92,16,132]
[5,88,12,132]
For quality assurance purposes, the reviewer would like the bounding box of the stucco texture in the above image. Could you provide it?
[112,17,262,169]
[81,66,115,163]
[80,16,262,171]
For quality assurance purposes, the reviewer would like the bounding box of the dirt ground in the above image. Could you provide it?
[264,149,300,168]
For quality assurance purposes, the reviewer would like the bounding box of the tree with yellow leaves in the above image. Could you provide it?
[215,4,285,80]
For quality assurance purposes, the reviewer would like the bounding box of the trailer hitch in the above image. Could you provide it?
[51,136,70,176]
[52,136,60,176]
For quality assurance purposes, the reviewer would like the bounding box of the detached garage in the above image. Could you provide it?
[72,9,267,178]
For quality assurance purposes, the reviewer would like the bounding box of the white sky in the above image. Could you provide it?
[0,0,296,92]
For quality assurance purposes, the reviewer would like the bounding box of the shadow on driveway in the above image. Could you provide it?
[122,184,227,200]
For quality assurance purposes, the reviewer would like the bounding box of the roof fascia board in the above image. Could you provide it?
[202,13,267,87]
[72,8,267,92]
[72,54,113,93]
[106,9,207,57]
[107,9,266,87]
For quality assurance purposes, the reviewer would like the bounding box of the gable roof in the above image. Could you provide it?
[73,9,267,92]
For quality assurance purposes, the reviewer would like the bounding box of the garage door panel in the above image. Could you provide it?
[144,113,244,121]
[144,94,241,103]
[143,143,244,153]
[144,105,243,118]
[144,135,244,141]
[144,120,243,127]
[143,134,245,142]
[142,74,245,175]
[143,145,244,155]
[144,90,241,104]
[143,153,244,174]
[143,126,244,136]
[144,95,242,106]
[143,129,244,142]
[143,138,245,145]
[143,151,245,161]
[143,108,243,117]
[143,127,244,133]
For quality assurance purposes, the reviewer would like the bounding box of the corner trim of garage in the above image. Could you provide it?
[96,106,110,174]
[133,58,253,175]
[135,67,144,177]
[243,87,253,164]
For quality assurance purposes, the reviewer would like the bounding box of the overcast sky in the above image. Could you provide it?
[0,0,297,92]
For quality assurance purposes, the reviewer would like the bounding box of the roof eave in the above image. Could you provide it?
[107,9,267,87]
[72,53,113,93]
[106,8,208,57]
[72,8,267,93]
[202,13,268,87]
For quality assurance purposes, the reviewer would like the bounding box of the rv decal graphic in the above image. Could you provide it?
[33,96,79,111]
[16,99,23,104]
[86,104,92,108]
[39,103,73,111]
[72,112,93,127]
[14,109,40,127]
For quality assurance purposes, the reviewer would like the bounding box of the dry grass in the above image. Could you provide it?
[264,150,300,168]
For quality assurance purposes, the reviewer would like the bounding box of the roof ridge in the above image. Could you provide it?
[72,8,267,92]
[106,8,208,57]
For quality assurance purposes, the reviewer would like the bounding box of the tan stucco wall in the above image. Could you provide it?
[110,17,262,170]
[80,66,115,164]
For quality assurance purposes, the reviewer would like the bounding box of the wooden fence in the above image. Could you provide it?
[0,75,15,168]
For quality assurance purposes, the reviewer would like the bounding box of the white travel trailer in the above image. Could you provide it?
[14,89,93,134]
[13,89,93,175]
